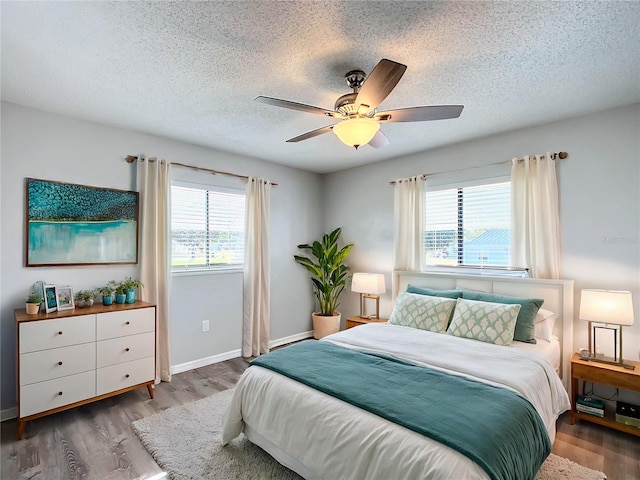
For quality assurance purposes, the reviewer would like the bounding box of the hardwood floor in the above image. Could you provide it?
[2,356,639,480]
[1,357,248,480]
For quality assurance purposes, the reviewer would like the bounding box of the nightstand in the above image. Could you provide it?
[345,316,388,329]
[570,352,640,437]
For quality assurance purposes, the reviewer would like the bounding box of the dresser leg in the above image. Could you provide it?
[17,420,26,440]
[147,383,154,399]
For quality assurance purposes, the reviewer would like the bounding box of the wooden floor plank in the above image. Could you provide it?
[2,357,638,480]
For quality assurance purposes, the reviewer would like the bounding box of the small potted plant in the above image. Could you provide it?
[26,292,42,315]
[98,283,117,306]
[114,282,127,304]
[75,290,95,308]
[121,277,144,304]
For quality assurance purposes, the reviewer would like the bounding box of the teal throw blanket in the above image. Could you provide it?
[251,340,551,480]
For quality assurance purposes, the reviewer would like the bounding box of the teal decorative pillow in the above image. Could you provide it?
[447,298,521,346]
[461,291,543,344]
[406,285,463,299]
[389,292,457,333]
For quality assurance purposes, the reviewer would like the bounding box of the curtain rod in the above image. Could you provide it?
[388,151,568,185]
[125,155,278,186]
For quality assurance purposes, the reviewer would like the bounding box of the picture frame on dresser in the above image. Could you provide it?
[32,281,46,311]
[44,284,57,313]
[54,285,74,310]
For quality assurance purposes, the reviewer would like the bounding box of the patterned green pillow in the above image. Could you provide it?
[447,298,521,346]
[389,292,457,333]
[461,290,543,344]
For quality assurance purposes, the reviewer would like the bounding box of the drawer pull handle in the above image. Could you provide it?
[125,374,130,378]
[125,321,130,325]
[125,348,130,352]
[58,331,63,335]
[58,361,63,366]
[58,391,63,396]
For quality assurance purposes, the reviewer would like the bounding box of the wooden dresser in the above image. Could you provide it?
[15,301,156,440]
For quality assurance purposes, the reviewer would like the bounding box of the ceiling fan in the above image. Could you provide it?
[255,59,464,150]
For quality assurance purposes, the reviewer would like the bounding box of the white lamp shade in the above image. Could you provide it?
[580,289,635,326]
[351,273,386,295]
[333,117,380,147]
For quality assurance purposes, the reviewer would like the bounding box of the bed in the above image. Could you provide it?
[222,271,574,480]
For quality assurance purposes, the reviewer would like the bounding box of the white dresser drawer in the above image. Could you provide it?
[97,308,155,340]
[20,342,95,386]
[97,332,155,368]
[20,315,95,353]
[20,370,96,418]
[96,356,154,395]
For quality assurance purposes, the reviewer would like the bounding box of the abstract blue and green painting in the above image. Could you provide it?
[27,178,139,265]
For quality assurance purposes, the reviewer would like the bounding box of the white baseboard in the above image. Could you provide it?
[171,349,242,375]
[1,407,17,422]
[270,330,313,349]
[170,330,313,375]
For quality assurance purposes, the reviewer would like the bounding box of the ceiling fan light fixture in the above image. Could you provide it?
[332,117,380,149]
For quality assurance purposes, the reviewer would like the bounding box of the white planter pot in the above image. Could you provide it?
[312,312,341,339]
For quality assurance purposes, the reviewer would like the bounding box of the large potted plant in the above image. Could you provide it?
[294,227,353,339]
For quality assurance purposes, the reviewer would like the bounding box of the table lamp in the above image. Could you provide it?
[579,289,635,370]
[351,273,386,319]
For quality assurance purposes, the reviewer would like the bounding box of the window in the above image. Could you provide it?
[424,180,511,268]
[171,183,245,271]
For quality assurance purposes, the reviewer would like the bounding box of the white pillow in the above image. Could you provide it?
[388,292,457,333]
[534,308,559,342]
[447,298,521,346]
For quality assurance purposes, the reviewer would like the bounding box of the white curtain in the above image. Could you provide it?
[137,158,172,382]
[393,175,426,273]
[510,153,561,279]
[242,178,271,358]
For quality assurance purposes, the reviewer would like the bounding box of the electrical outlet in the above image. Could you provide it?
[202,320,210,332]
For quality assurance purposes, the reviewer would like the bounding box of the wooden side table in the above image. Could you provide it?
[345,316,388,329]
[570,352,640,437]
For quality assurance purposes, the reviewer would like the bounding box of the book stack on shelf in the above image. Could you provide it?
[576,395,604,418]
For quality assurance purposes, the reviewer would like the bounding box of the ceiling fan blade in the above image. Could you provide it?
[355,59,407,113]
[286,125,335,143]
[376,105,464,123]
[368,130,390,148]
[255,96,340,118]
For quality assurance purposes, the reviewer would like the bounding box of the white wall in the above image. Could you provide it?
[325,104,640,400]
[0,102,322,412]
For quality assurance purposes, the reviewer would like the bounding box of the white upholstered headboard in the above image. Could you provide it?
[394,271,574,391]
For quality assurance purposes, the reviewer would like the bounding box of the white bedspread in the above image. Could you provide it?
[222,324,570,480]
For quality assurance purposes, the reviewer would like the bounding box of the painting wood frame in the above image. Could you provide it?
[44,284,58,313]
[55,285,74,311]
[25,178,139,266]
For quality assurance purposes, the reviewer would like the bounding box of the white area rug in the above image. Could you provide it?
[132,388,606,480]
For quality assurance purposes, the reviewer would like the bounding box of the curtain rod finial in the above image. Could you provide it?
[558,151,568,159]
[125,155,138,164]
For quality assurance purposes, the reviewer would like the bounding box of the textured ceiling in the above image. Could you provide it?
[2,1,639,173]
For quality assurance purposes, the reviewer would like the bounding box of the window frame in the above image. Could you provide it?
[423,175,519,273]
[170,180,246,276]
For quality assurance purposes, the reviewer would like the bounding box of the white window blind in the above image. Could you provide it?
[425,181,511,268]
[171,184,245,271]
